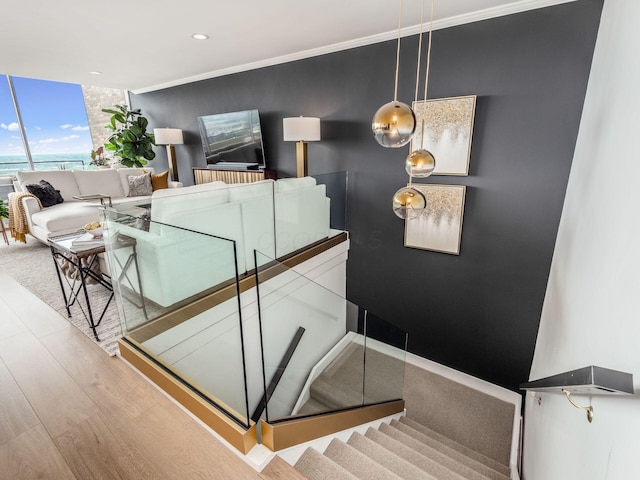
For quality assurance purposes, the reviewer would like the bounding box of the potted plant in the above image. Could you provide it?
[102,104,156,168]
[90,146,109,168]
[0,198,8,219]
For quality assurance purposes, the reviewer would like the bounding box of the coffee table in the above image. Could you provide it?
[48,231,146,341]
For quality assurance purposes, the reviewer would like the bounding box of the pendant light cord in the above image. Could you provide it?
[413,0,426,104]
[421,0,435,149]
[393,0,403,102]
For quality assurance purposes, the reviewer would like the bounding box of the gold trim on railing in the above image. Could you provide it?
[261,400,405,451]
[119,339,258,454]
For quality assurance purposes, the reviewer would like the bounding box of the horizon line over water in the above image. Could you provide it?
[0,153,91,174]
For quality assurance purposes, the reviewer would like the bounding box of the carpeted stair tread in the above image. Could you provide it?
[294,447,360,480]
[296,397,331,415]
[346,431,437,480]
[363,427,469,480]
[398,417,510,476]
[321,342,364,377]
[379,423,507,480]
[324,438,404,480]
[388,420,509,480]
[309,375,364,409]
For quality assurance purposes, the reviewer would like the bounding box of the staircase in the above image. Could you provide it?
[296,341,405,415]
[294,416,511,480]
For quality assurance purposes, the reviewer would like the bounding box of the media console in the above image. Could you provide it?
[193,167,276,185]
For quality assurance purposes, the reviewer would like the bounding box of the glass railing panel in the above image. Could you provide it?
[150,180,276,271]
[311,171,348,231]
[362,310,407,406]
[254,251,363,422]
[273,175,337,258]
[102,205,240,330]
[101,205,251,427]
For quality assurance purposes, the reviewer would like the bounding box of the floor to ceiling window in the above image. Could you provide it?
[0,76,28,174]
[0,75,95,174]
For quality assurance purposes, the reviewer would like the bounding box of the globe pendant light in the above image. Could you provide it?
[372,0,416,148]
[392,180,426,220]
[406,0,436,178]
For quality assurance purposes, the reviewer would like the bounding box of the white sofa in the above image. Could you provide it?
[106,177,331,308]
[11,168,182,243]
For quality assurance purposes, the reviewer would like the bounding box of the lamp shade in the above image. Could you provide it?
[154,128,184,145]
[283,117,320,142]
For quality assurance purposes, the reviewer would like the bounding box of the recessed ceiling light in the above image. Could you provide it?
[191,33,209,40]
[89,71,102,75]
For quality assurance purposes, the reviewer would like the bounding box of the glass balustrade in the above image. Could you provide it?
[254,251,407,423]
[102,206,251,427]
[99,172,404,441]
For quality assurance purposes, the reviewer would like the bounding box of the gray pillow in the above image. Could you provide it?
[127,173,152,197]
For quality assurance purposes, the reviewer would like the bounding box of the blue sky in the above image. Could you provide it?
[0,75,92,156]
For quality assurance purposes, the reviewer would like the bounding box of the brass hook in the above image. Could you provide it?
[528,391,542,405]
[563,389,594,423]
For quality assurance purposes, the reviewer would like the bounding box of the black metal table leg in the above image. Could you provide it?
[50,245,72,318]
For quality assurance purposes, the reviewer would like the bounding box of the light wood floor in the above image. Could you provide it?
[0,267,306,480]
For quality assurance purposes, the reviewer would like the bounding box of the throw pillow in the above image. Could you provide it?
[127,173,153,197]
[25,180,64,207]
[151,170,169,191]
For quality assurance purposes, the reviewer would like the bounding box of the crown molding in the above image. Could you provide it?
[132,0,577,94]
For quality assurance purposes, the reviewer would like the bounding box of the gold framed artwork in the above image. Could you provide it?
[404,184,466,255]
[411,95,477,176]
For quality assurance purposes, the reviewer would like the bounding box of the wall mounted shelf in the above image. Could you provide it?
[521,366,634,423]
[520,366,634,395]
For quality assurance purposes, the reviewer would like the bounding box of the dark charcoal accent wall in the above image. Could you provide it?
[131,0,603,391]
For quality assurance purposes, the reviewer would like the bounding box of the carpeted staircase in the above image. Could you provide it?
[296,341,405,415]
[294,415,511,480]
[290,337,516,479]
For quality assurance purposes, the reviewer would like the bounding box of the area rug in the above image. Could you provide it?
[0,236,122,356]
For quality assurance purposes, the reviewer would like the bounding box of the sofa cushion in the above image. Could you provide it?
[151,170,169,191]
[74,169,126,198]
[116,167,155,196]
[16,170,80,199]
[25,180,64,207]
[151,181,226,199]
[161,201,247,274]
[31,202,102,233]
[228,180,274,202]
[127,172,153,196]
[151,185,230,223]
[275,176,317,193]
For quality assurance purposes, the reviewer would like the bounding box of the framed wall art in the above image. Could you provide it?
[404,184,466,255]
[411,95,477,176]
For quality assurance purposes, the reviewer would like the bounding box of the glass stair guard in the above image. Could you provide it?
[100,172,408,453]
[253,251,408,451]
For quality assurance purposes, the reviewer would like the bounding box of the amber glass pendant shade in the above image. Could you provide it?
[405,148,436,177]
[372,101,416,148]
[392,186,426,219]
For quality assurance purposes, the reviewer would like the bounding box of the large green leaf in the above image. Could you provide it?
[123,130,136,142]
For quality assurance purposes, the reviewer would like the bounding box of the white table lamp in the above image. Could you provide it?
[283,117,321,177]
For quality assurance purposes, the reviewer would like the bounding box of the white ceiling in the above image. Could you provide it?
[0,0,574,94]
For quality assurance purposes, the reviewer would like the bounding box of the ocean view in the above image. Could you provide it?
[0,153,92,175]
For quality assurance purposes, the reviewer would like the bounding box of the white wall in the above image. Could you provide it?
[524,0,640,478]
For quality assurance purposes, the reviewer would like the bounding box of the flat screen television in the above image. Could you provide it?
[197,109,266,170]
